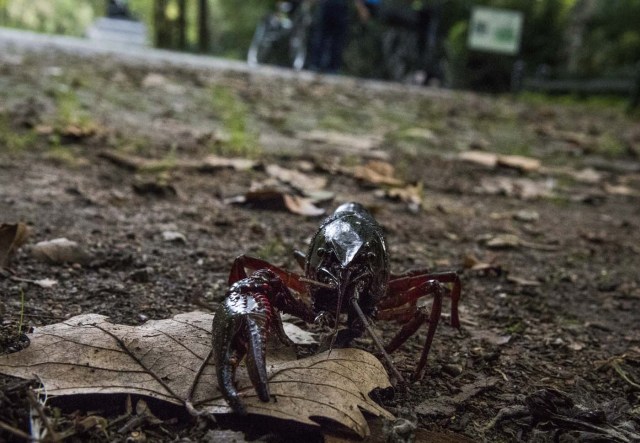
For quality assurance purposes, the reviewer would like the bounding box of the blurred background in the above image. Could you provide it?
[0,0,639,97]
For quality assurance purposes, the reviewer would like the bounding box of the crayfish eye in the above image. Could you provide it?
[316,247,326,257]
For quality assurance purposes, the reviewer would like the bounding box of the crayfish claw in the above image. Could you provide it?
[212,270,292,414]
[245,316,271,403]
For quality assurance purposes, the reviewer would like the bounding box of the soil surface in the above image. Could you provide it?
[1,32,640,442]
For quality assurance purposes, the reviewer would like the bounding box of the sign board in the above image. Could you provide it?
[468,7,523,55]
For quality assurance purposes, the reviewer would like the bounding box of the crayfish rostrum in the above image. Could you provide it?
[213,202,461,414]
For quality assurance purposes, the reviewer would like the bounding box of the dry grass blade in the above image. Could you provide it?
[0,222,29,268]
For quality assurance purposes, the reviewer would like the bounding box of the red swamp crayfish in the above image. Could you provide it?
[212,202,461,414]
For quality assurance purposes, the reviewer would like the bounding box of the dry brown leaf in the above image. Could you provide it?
[604,183,640,197]
[459,151,541,173]
[31,238,92,265]
[348,161,403,187]
[458,151,498,168]
[99,151,257,173]
[265,164,327,193]
[0,312,392,437]
[415,376,500,416]
[298,130,382,151]
[199,155,258,172]
[497,155,541,172]
[477,176,555,200]
[0,222,29,268]
[380,183,423,206]
[227,190,325,217]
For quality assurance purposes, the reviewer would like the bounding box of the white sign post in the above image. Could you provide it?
[468,7,523,55]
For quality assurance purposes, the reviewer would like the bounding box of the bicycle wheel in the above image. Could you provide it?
[289,23,308,70]
[248,17,286,67]
[247,20,270,66]
[288,1,313,71]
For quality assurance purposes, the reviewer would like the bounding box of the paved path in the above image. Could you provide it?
[0,26,451,99]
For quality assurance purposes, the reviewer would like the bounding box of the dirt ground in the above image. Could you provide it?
[1,40,639,443]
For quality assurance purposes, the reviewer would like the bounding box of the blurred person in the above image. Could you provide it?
[107,0,133,19]
[309,0,370,73]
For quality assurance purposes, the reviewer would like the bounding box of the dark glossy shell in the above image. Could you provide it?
[305,203,390,315]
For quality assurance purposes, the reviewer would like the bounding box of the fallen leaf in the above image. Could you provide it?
[298,130,382,151]
[9,276,59,288]
[481,234,559,251]
[469,329,512,346]
[283,322,318,345]
[31,238,91,265]
[379,183,423,207]
[99,151,257,173]
[162,231,187,243]
[513,210,539,222]
[227,190,325,217]
[477,176,555,200]
[265,164,327,193]
[483,234,521,249]
[200,155,258,172]
[604,183,639,197]
[0,312,392,437]
[132,181,177,198]
[415,376,500,416]
[497,155,541,172]
[458,151,498,168]
[348,161,403,187]
[507,275,540,286]
[459,151,541,173]
[0,222,29,268]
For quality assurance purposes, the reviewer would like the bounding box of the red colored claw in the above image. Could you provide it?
[212,269,294,414]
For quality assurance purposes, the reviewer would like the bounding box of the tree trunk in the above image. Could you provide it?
[177,0,187,50]
[198,0,210,53]
[154,0,170,49]
[564,0,597,74]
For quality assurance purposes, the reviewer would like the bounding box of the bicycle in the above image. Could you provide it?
[247,0,315,71]
[377,3,447,85]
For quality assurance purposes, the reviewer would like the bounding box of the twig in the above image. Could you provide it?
[611,360,640,389]
[0,419,32,440]
[26,389,57,441]
[18,288,25,335]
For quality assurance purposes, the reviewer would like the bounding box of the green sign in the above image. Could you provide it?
[468,6,523,55]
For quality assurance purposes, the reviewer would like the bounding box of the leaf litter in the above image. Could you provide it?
[0,311,393,437]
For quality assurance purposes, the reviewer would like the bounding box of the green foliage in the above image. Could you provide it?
[210,85,261,158]
[53,87,95,133]
[0,114,37,153]
[1,0,97,36]
[212,0,274,58]
[577,0,640,76]
[444,0,575,91]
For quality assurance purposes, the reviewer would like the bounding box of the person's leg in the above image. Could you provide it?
[325,0,349,72]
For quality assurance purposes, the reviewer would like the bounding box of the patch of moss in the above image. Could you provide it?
[210,85,261,158]
[0,114,38,152]
[255,236,288,261]
[52,87,97,136]
[596,133,627,158]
